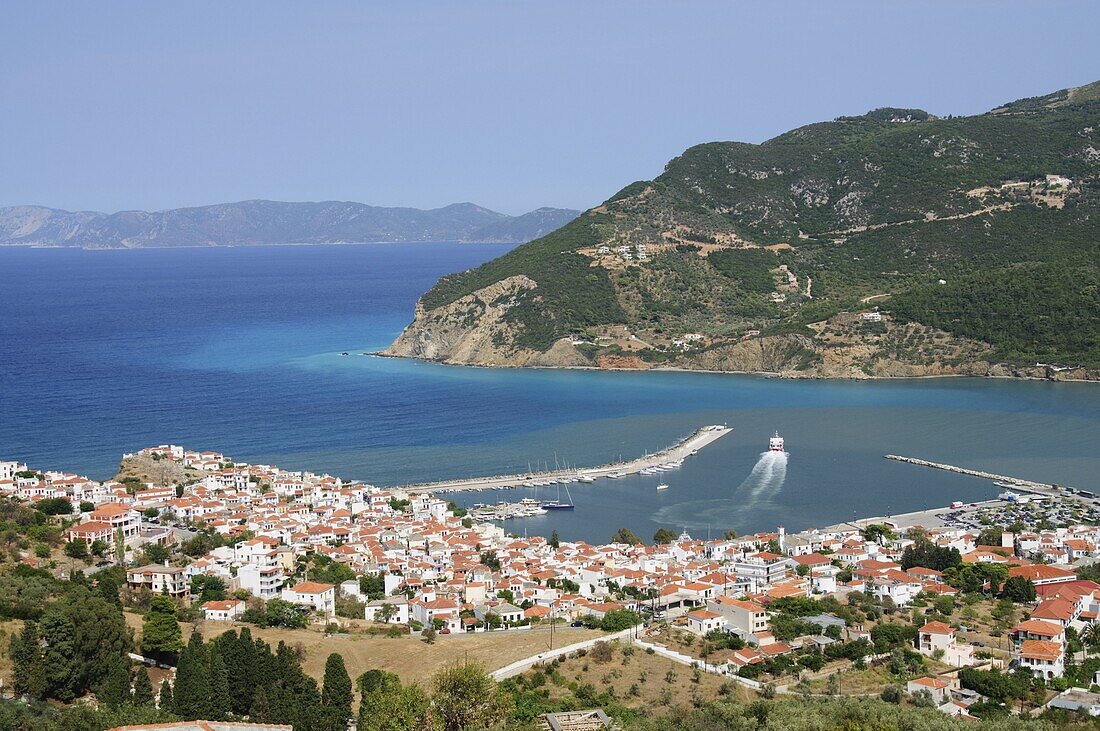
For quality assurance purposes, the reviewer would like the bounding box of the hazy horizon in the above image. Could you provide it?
[3,1,1098,215]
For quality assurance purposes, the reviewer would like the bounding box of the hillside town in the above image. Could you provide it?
[6,444,1100,724]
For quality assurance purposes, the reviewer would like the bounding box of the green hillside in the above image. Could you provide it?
[395,80,1100,372]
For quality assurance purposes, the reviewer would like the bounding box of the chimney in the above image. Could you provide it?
[778,525,785,553]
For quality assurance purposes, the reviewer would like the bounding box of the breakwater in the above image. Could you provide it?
[883,454,1078,497]
[404,425,731,495]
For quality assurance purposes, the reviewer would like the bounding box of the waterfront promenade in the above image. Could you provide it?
[403,425,731,495]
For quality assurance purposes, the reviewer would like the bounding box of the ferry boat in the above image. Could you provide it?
[769,431,785,452]
[656,483,669,491]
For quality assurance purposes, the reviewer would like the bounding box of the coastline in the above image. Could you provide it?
[372,351,1099,384]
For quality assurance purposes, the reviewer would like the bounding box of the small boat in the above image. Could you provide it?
[577,476,595,484]
[656,483,669,491]
[769,431,785,452]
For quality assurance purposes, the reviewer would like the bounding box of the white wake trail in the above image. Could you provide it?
[737,451,788,503]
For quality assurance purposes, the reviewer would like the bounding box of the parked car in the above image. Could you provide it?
[570,621,584,628]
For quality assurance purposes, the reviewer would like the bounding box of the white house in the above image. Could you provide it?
[282,581,336,619]
[685,609,725,635]
[202,599,246,622]
[916,621,974,667]
[907,676,956,706]
[709,597,769,639]
[364,598,410,625]
[126,564,188,598]
[1017,639,1065,680]
[238,564,284,599]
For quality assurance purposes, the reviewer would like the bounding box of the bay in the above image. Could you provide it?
[2,244,1098,543]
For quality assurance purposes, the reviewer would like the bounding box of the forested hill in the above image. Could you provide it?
[0,201,580,247]
[386,80,1100,379]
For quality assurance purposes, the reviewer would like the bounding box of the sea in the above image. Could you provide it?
[2,244,1099,544]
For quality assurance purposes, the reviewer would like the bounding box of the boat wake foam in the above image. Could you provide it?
[650,450,789,529]
[739,450,788,504]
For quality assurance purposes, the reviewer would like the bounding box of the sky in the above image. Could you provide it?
[2,1,1098,215]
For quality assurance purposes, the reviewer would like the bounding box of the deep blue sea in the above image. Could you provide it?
[2,244,1099,543]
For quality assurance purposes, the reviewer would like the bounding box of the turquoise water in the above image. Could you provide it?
[2,244,1098,543]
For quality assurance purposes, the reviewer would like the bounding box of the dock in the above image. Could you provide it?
[404,425,731,495]
[883,454,1079,498]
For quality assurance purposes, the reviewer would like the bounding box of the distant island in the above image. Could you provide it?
[0,200,581,247]
[387,80,1100,381]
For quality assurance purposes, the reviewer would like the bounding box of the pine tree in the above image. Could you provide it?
[208,653,232,721]
[159,679,174,710]
[10,620,39,697]
[133,666,154,707]
[98,656,132,709]
[321,652,353,728]
[141,596,184,662]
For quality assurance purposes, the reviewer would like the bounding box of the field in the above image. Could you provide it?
[513,638,756,710]
[122,612,603,685]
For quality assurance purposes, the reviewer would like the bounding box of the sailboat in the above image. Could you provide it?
[541,481,575,510]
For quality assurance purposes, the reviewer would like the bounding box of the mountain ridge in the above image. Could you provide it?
[0,200,581,247]
[386,80,1100,380]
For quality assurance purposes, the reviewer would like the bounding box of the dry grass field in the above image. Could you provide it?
[521,638,756,709]
[0,619,19,685]
[123,612,602,685]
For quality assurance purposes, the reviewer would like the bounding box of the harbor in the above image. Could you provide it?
[403,425,731,495]
[821,455,1100,533]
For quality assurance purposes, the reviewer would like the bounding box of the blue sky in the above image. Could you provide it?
[2,1,1098,215]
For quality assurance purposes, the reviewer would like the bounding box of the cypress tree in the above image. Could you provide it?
[96,574,121,607]
[133,666,154,707]
[98,656,132,709]
[10,620,39,697]
[28,652,47,702]
[215,629,256,715]
[321,652,353,726]
[173,636,210,719]
[209,653,232,721]
[39,608,80,701]
[268,686,299,726]
[250,685,271,722]
[159,679,174,710]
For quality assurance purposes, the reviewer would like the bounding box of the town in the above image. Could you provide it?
[5,442,1100,729]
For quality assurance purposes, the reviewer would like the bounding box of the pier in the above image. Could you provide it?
[404,425,731,495]
[883,454,1079,498]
